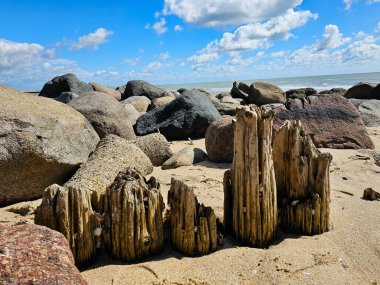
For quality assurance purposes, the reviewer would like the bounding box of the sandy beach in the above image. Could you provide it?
[1,127,378,285]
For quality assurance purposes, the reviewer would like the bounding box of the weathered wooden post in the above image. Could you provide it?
[168,178,217,256]
[273,121,332,235]
[103,167,164,261]
[224,106,278,248]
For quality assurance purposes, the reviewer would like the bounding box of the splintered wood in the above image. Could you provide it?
[34,184,96,265]
[224,106,278,248]
[168,178,217,256]
[103,168,164,261]
[273,121,332,235]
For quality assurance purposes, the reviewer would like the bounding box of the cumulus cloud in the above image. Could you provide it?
[0,39,45,68]
[152,18,168,35]
[188,52,220,64]
[162,0,303,27]
[316,24,350,50]
[160,52,170,60]
[70,28,113,50]
[145,61,163,72]
[199,9,317,54]
[344,0,380,10]
[124,56,141,66]
[174,24,183,31]
[271,51,286,57]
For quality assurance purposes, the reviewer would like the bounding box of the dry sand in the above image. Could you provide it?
[1,128,379,285]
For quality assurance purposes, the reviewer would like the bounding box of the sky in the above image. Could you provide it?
[0,0,380,90]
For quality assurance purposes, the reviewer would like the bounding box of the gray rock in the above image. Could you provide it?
[372,83,380,98]
[90,82,121,101]
[68,91,135,140]
[216,92,232,100]
[122,96,151,112]
[231,81,250,99]
[161,147,207,170]
[350,99,380,127]
[135,90,221,140]
[0,85,99,205]
[247,82,286,106]
[285,87,317,99]
[205,116,234,163]
[131,133,173,166]
[115,84,127,95]
[55,92,80,103]
[319,88,347,96]
[207,95,240,116]
[344,82,377,99]
[122,80,172,100]
[39,73,93,98]
[123,103,141,126]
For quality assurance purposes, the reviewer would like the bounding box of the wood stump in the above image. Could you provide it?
[273,121,332,235]
[224,106,278,248]
[103,167,164,261]
[35,184,96,266]
[168,178,217,256]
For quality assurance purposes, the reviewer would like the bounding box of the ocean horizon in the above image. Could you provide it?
[159,71,380,95]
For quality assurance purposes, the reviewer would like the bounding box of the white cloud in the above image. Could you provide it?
[201,9,318,53]
[124,56,141,66]
[174,24,183,31]
[316,24,350,50]
[344,0,354,10]
[0,39,45,68]
[163,0,303,27]
[152,18,168,35]
[160,52,170,60]
[70,28,113,50]
[271,51,286,57]
[145,61,163,72]
[188,52,219,64]
[376,21,380,34]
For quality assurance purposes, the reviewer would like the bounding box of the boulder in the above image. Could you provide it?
[68,91,135,140]
[344,82,377,99]
[319,88,347,96]
[372,83,380,98]
[0,224,88,284]
[285,87,317,99]
[247,82,286,106]
[135,90,221,140]
[162,147,208,170]
[207,95,239,116]
[362,188,380,201]
[350,99,380,127]
[231,81,250,99]
[122,80,172,100]
[205,116,234,163]
[0,85,99,206]
[150,96,175,110]
[65,134,153,210]
[216,92,232,100]
[123,103,141,126]
[55,91,80,103]
[90,82,121,101]
[116,84,127,95]
[273,95,374,149]
[122,96,151,112]
[39,73,93,98]
[131,133,173,166]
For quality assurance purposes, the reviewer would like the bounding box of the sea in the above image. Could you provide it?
[159,72,380,95]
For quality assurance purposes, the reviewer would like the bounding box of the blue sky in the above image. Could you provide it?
[0,0,379,89]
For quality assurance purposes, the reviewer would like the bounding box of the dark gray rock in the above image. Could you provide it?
[68,91,136,140]
[55,92,80,103]
[231,81,250,99]
[0,85,99,205]
[39,73,93,98]
[247,82,286,106]
[350,99,380,127]
[135,90,221,140]
[344,82,377,99]
[285,88,317,99]
[122,80,172,100]
[372,83,380,98]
